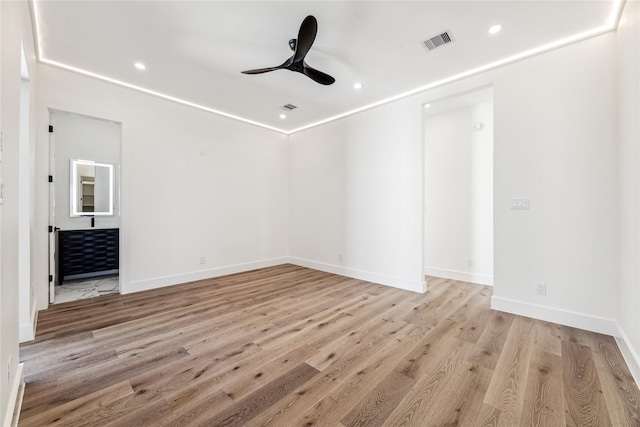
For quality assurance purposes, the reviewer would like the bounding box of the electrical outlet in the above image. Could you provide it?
[7,355,12,384]
[468,259,475,268]
[199,256,205,265]
[536,283,546,295]
[338,253,343,262]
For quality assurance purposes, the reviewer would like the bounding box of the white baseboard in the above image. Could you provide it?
[491,296,617,336]
[424,266,493,286]
[126,256,425,295]
[4,363,24,427]
[19,299,38,343]
[125,257,290,294]
[289,257,425,293]
[614,323,640,387]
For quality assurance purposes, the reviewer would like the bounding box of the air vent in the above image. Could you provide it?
[422,32,452,51]
[281,104,297,111]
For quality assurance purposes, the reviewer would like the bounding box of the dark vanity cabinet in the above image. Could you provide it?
[57,228,119,285]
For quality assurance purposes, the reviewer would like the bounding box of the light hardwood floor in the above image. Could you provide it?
[19,264,640,426]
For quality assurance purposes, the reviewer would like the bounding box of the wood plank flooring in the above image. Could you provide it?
[18,264,640,426]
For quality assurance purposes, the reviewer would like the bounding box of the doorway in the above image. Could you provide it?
[423,87,494,286]
[49,111,122,304]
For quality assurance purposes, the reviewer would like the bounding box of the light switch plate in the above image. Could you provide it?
[511,198,530,210]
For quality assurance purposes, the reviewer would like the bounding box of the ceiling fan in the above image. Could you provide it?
[241,15,335,86]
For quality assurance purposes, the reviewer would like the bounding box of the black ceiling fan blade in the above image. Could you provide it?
[302,65,335,85]
[293,15,317,62]
[242,55,294,75]
[241,66,282,74]
[241,15,333,86]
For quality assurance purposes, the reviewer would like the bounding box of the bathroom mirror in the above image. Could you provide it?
[70,159,114,216]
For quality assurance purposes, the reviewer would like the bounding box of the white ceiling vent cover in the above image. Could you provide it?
[281,104,298,111]
[422,32,452,51]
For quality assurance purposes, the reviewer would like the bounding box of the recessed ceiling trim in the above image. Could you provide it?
[38,58,288,134]
[287,5,623,135]
[30,2,286,134]
[30,0,624,136]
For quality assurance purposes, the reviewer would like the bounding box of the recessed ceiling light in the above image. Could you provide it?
[134,62,146,70]
[279,114,286,119]
[354,82,363,89]
[488,25,502,34]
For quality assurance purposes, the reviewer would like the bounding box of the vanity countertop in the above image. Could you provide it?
[59,227,119,231]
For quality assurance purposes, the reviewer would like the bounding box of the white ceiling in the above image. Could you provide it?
[32,1,619,133]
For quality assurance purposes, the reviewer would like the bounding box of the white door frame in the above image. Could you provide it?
[48,111,56,303]
[48,109,123,303]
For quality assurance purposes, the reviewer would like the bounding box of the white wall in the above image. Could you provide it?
[289,99,424,292]
[0,0,37,423]
[35,65,290,302]
[616,0,640,382]
[290,32,620,333]
[18,76,35,343]
[491,34,619,334]
[52,111,120,230]
[424,100,493,285]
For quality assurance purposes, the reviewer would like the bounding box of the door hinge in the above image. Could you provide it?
[49,275,53,283]
[48,175,53,183]
[48,125,53,133]
[49,225,53,233]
